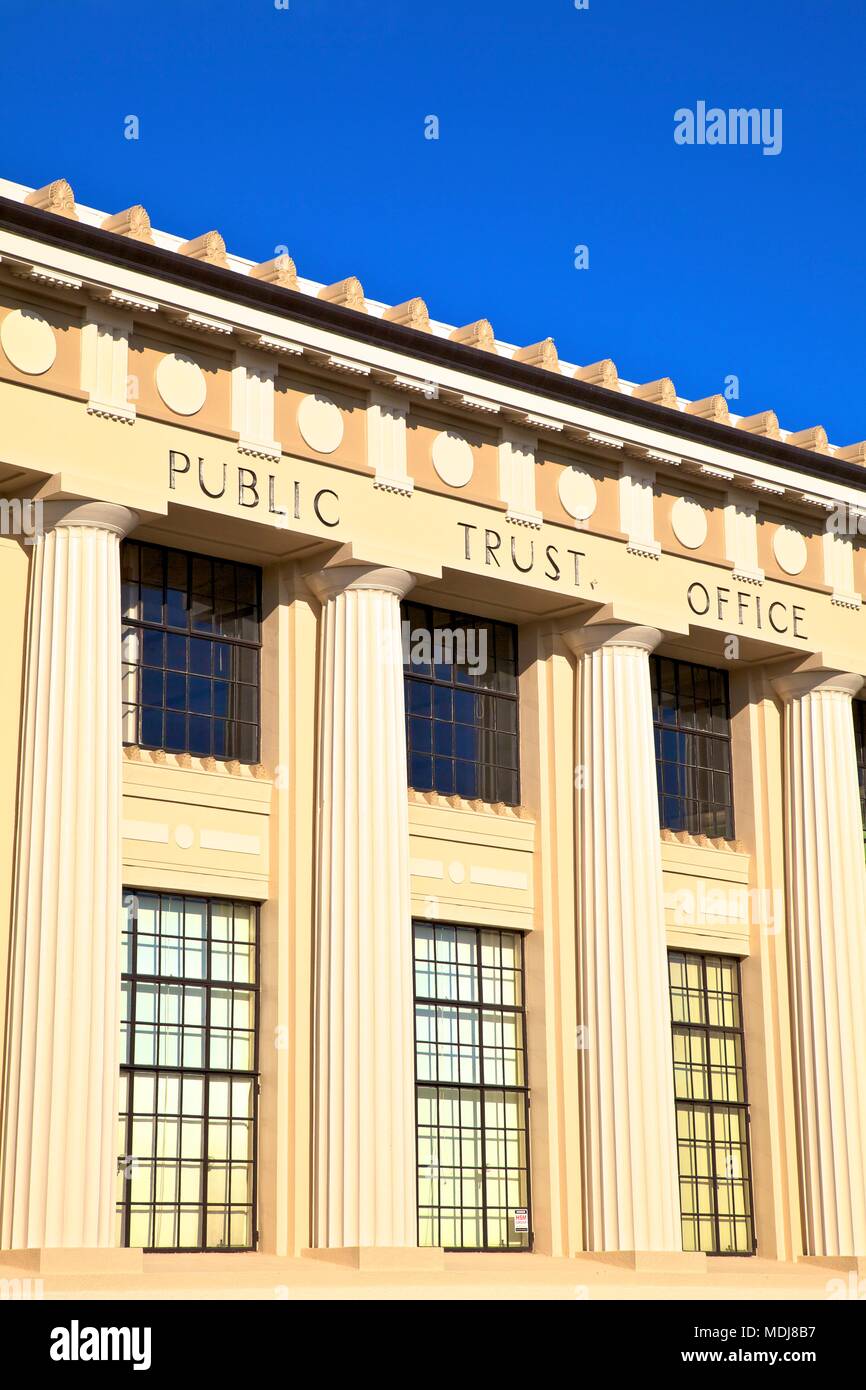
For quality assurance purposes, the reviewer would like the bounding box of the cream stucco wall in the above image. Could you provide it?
[1,195,865,1294]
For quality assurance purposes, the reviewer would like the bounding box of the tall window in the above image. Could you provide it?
[668,951,755,1255]
[121,541,262,763]
[854,700,866,827]
[651,656,734,839]
[413,921,531,1250]
[403,602,519,805]
[117,892,259,1251]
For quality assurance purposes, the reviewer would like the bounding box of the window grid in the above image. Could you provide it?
[117,891,259,1253]
[668,950,755,1256]
[403,602,520,806]
[413,922,531,1251]
[121,540,262,764]
[652,656,734,839]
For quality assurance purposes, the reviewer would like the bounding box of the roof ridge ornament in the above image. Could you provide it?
[318,276,366,311]
[685,394,730,424]
[449,319,496,352]
[633,376,678,407]
[737,410,780,440]
[177,230,229,268]
[836,441,866,465]
[383,297,431,331]
[250,252,298,288]
[575,358,618,389]
[513,337,559,372]
[786,425,828,455]
[24,178,78,220]
[101,205,153,243]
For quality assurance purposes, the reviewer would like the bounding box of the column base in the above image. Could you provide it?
[578,1250,708,1274]
[0,1247,144,1275]
[302,1246,446,1273]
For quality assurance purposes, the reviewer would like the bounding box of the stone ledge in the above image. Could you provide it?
[577,1250,708,1275]
[1,1247,144,1275]
[301,1246,446,1273]
[660,827,746,854]
[123,746,271,779]
[408,787,533,820]
[797,1254,866,1276]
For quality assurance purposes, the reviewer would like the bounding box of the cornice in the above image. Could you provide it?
[2,194,865,495]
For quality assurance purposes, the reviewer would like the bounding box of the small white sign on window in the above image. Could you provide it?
[513,1207,529,1233]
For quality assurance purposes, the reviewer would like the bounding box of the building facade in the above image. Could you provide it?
[0,176,865,1297]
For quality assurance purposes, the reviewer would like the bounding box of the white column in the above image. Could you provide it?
[1,500,137,1250]
[773,668,866,1256]
[306,561,417,1248]
[563,622,681,1252]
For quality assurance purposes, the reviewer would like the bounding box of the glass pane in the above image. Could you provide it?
[668,950,752,1254]
[402,604,519,806]
[413,922,528,1251]
[119,890,258,1252]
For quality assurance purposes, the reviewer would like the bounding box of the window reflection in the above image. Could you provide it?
[117,892,259,1251]
[668,951,754,1255]
[414,922,531,1250]
[121,541,261,764]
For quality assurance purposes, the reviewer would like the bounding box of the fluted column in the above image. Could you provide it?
[306,561,417,1248]
[1,500,138,1250]
[563,622,681,1252]
[773,668,866,1256]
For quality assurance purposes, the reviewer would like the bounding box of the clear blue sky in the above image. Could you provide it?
[1,0,864,442]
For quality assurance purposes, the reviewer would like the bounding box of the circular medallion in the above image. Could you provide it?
[297,392,344,453]
[431,430,474,488]
[0,309,57,375]
[155,352,207,416]
[558,465,598,522]
[671,496,709,550]
[772,524,808,575]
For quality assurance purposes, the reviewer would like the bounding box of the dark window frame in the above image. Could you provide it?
[117,889,260,1254]
[412,920,532,1252]
[668,949,756,1256]
[402,602,520,806]
[651,655,734,839]
[121,540,262,764]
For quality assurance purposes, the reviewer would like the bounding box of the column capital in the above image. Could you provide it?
[305,560,415,605]
[772,667,864,702]
[39,499,139,538]
[562,620,663,659]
